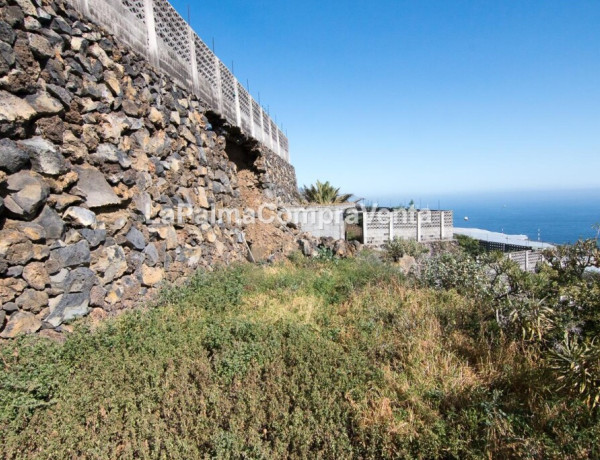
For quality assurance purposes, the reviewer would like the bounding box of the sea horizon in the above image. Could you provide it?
[365,187,600,245]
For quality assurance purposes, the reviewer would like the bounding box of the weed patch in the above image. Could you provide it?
[1,255,598,458]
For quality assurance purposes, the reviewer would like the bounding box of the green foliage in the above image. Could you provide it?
[420,251,493,297]
[315,246,336,261]
[1,253,599,458]
[160,264,247,312]
[0,339,67,430]
[550,334,600,409]
[456,234,485,258]
[301,180,352,204]
[543,238,600,284]
[423,236,600,410]
[383,237,428,262]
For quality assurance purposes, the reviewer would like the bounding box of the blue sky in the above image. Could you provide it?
[170,0,600,199]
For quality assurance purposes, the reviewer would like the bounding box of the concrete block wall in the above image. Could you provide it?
[285,205,349,240]
[364,210,454,246]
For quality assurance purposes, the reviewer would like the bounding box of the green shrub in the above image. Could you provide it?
[420,236,600,412]
[550,333,600,408]
[420,251,492,297]
[315,246,336,261]
[383,237,428,262]
[456,234,485,257]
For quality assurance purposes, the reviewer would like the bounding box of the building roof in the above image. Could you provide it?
[454,227,555,250]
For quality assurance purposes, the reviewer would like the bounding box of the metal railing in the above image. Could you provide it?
[67,0,289,162]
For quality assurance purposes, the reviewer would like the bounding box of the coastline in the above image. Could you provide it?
[371,188,600,245]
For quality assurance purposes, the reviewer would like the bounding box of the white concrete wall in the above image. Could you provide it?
[507,250,545,273]
[285,205,350,240]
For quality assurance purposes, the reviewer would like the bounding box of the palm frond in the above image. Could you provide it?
[301,181,353,204]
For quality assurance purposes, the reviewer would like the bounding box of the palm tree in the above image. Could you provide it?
[301,181,353,204]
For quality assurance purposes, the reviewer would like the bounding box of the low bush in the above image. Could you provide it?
[383,237,428,262]
[455,234,485,258]
[421,235,600,413]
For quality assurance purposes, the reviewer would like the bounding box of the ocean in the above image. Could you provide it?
[371,189,600,245]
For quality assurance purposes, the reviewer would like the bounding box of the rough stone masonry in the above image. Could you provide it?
[0,0,301,337]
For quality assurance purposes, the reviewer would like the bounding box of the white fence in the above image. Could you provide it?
[507,250,545,273]
[66,0,289,161]
[363,210,453,246]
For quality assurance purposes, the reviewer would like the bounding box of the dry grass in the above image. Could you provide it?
[1,256,598,458]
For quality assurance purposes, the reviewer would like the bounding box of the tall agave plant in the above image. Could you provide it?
[301,180,352,204]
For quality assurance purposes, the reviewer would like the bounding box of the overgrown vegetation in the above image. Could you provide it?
[420,237,600,412]
[383,237,429,262]
[456,234,485,257]
[1,239,599,458]
[301,180,352,204]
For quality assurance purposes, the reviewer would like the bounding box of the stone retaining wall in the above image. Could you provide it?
[255,148,299,203]
[0,0,298,337]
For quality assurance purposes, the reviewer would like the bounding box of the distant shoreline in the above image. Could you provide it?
[367,189,600,245]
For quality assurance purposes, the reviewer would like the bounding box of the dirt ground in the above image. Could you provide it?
[236,169,299,262]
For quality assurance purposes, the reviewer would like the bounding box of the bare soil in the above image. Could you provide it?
[237,169,298,261]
